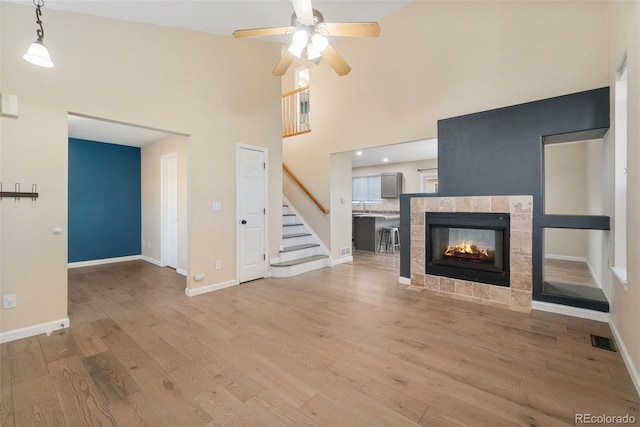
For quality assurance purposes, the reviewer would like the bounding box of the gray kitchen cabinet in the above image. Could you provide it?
[353,215,400,252]
[381,172,403,198]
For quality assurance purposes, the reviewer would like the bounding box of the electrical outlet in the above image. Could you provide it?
[3,294,16,309]
[215,260,222,270]
[194,274,205,282]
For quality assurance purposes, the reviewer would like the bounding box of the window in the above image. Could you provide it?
[612,56,627,284]
[352,175,382,202]
[420,171,439,193]
[295,66,309,88]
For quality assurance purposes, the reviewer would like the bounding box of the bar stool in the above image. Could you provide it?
[379,227,400,253]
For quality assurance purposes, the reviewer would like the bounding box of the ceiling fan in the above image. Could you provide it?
[232,0,380,76]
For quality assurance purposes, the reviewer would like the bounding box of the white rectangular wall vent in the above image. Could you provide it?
[340,247,352,257]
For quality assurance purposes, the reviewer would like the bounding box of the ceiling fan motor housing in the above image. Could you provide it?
[291,9,324,27]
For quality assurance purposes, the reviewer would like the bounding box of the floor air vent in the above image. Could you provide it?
[590,334,616,352]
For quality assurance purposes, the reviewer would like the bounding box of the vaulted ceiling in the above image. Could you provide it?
[12,0,412,40]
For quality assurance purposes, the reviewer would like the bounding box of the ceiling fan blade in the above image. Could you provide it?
[273,50,296,76]
[291,0,314,23]
[321,44,351,76]
[318,22,381,38]
[233,26,295,38]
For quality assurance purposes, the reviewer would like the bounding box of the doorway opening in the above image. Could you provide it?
[67,113,189,281]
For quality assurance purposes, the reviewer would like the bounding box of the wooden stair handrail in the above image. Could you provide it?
[283,164,330,214]
[281,85,309,98]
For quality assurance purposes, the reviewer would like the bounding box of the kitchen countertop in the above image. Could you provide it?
[352,213,400,219]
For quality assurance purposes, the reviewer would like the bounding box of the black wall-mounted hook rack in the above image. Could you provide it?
[0,182,39,200]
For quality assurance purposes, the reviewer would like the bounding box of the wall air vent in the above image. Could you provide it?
[340,247,352,257]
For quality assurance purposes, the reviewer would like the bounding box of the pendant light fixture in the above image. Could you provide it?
[23,0,54,68]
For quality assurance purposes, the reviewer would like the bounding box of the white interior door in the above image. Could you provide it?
[238,147,266,283]
[163,154,178,268]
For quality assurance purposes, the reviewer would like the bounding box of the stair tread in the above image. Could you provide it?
[281,243,320,253]
[283,214,296,216]
[283,223,304,227]
[271,254,329,267]
[283,233,311,239]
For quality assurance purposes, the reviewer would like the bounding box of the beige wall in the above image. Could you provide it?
[329,151,352,261]
[608,0,640,393]
[141,135,188,273]
[0,3,282,334]
[352,158,438,212]
[283,0,609,260]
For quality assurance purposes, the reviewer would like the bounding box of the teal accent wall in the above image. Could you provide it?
[68,138,141,262]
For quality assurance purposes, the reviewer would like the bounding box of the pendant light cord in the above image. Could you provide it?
[34,0,45,41]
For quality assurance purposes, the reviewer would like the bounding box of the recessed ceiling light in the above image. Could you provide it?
[383,158,389,162]
[356,151,363,156]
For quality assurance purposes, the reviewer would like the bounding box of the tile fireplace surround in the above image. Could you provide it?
[410,196,533,312]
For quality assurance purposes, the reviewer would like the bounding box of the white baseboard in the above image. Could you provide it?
[176,268,187,276]
[185,279,238,297]
[398,276,411,285]
[141,256,162,267]
[585,260,603,289]
[532,301,609,322]
[609,319,640,397]
[331,256,353,266]
[0,317,70,344]
[68,255,141,268]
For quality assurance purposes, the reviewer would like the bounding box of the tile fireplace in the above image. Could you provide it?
[409,196,533,311]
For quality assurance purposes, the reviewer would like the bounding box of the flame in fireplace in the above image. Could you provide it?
[444,240,494,263]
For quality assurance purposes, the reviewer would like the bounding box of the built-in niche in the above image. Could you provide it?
[542,136,609,311]
[544,139,604,216]
[543,228,607,305]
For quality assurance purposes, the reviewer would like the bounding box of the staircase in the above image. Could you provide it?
[270,200,330,277]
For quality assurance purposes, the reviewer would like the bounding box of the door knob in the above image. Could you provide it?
[241,220,247,225]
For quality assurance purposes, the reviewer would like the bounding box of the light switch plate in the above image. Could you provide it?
[212,201,222,211]
[0,94,18,117]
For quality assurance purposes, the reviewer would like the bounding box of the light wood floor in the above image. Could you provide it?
[544,258,599,289]
[1,254,638,426]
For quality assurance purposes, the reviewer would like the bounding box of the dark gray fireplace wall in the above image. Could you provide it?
[400,87,610,300]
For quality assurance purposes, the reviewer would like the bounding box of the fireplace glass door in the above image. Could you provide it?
[426,212,510,287]
[431,227,503,272]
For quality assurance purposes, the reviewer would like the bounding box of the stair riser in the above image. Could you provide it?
[282,235,314,246]
[282,215,299,225]
[283,206,294,215]
[270,257,330,278]
[279,247,323,262]
[283,225,306,235]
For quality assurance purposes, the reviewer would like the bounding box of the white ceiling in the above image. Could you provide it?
[352,138,438,168]
[13,1,412,40]
[68,114,180,147]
